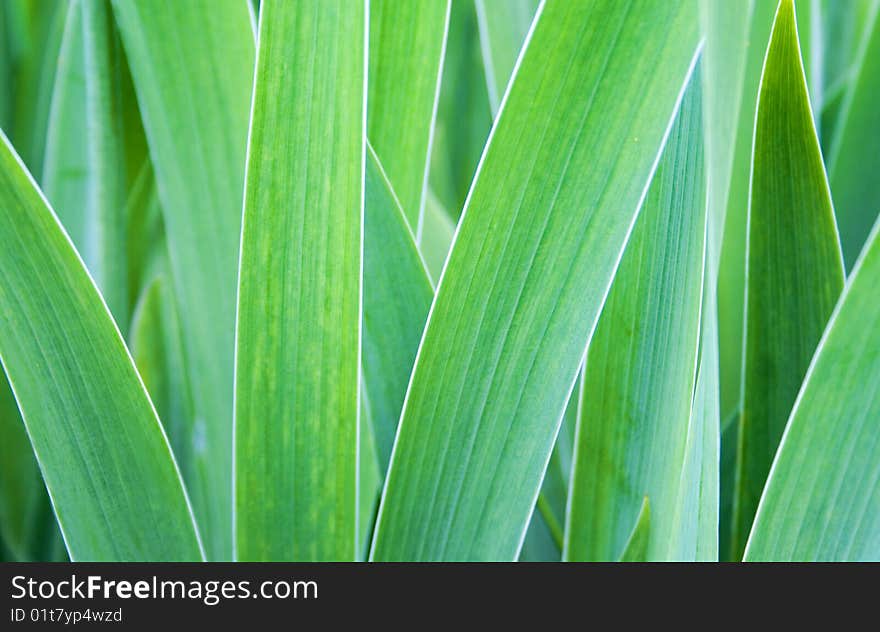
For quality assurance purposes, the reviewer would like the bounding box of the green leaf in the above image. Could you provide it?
[428,0,492,220]
[112,0,254,559]
[745,222,880,561]
[565,64,708,561]
[43,0,130,331]
[716,0,778,425]
[674,298,721,561]
[475,0,571,553]
[828,2,880,270]
[700,0,753,243]
[731,0,845,559]
[234,0,365,561]
[701,0,774,563]
[619,497,651,562]
[0,132,202,561]
[474,0,540,116]
[370,0,701,562]
[369,0,450,234]
[363,144,433,470]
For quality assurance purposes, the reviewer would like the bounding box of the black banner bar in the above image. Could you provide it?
[0,562,866,627]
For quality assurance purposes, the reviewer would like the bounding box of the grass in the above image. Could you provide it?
[0,0,878,562]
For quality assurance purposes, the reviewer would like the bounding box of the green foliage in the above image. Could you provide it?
[0,0,878,562]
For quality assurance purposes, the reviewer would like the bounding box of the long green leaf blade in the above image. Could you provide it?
[745,222,880,561]
[363,144,433,470]
[699,0,760,563]
[716,1,777,426]
[0,133,202,561]
[565,64,707,561]
[112,0,254,559]
[371,0,700,562]
[234,0,365,561]
[732,0,845,559]
[43,0,129,330]
[368,0,449,233]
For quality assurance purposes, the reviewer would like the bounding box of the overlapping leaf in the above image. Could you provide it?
[0,133,202,561]
[369,0,450,234]
[371,0,700,561]
[363,145,434,471]
[565,63,708,561]
[732,0,844,558]
[745,222,880,561]
[112,0,254,559]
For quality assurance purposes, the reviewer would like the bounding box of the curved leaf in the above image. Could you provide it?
[732,0,845,558]
[112,0,254,559]
[745,222,880,561]
[0,132,202,561]
[371,0,701,562]
[565,64,707,561]
[363,144,433,470]
[43,0,130,330]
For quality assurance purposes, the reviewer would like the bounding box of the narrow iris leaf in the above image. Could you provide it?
[697,0,756,563]
[475,0,571,556]
[235,0,365,561]
[363,145,433,471]
[732,0,845,559]
[565,63,708,561]
[745,222,880,561]
[368,0,450,234]
[112,0,254,560]
[716,1,778,428]
[371,0,700,562]
[713,0,778,560]
[43,0,129,330]
[0,133,202,561]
